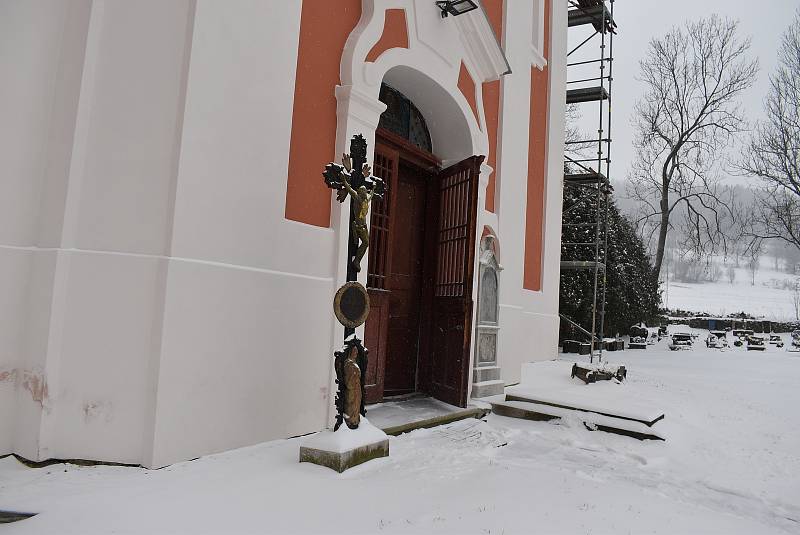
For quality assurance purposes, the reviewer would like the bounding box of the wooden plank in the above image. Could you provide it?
[0,511,36,524]
[566,86,609,104]
[564,171,606,184]
[567,4,615,30]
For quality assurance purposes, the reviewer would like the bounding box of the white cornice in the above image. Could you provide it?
[453,3,511,82]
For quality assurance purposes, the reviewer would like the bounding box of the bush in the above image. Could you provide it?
[560,191,662,339]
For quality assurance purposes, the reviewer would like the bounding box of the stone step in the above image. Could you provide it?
[490,400,664,441]
[471,379,505,399]
[472,366,501,383]
[505,390,664,427]
[379,407,489,436]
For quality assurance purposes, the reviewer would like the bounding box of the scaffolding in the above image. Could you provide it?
[561,0,615,362]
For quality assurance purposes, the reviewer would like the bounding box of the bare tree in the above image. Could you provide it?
[564,104,583,148]
[747,242,762,286]
[726,264,736,284]
[785,246,800,274]
[564,103,595,170]
[628,16,758,277]
[739,9,800,251]
[793,279,800,321]
[731,242,742,268]
[707,260,723,283]
[770,241,782,270]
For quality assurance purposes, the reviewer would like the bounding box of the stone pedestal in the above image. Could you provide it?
[299,417,389,473]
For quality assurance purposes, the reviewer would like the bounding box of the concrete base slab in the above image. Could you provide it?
[299,417,389,473]
[299,439,389,473]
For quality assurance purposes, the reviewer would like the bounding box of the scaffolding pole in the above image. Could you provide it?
[560,0,615,363]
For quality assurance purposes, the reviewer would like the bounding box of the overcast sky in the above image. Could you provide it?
[568,0,799,189]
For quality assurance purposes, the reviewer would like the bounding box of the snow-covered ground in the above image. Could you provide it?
[664,261,798,321]
[2,330,799,534]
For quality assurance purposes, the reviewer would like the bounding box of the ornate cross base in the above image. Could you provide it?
[300,134,390,472]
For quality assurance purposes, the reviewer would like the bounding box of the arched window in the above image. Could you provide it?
[378,83,433,153]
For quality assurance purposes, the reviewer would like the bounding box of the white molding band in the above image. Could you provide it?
[0,244,335,283]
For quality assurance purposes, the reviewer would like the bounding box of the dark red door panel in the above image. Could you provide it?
[427,156,484,407]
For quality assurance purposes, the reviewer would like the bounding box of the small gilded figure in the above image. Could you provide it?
[323,145,386,274]
[333,335,368,430]
[341,156,375,272]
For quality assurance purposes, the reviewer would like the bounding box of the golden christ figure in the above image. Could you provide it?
[323,146,386,274]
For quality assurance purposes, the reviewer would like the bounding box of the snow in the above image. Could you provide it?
[2,332,800,534]
[300,417,387,453]
[665,261,798,321]
[513,360,665,423]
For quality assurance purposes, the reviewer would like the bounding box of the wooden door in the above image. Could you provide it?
[383,164,427,396]
[424,156,484,407]
[364,143,398,404]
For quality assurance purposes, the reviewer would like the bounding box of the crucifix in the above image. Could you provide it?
[323,134,386,430]
[324,134,386,281]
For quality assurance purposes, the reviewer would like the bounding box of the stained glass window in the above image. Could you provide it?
[378,84,433,153]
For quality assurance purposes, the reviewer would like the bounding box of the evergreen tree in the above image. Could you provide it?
[560,188,661,340]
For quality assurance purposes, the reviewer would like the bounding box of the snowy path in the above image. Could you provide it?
[2,337,799,534]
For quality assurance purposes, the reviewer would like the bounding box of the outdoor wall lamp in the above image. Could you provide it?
[436,0,479,18]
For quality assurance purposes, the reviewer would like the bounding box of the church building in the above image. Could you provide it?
[0,0,567,467]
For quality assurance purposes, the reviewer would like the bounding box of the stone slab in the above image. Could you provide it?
[471,379,505,398]
[299,439,389,473]
[380,406,489,436]
[491,400,665,441]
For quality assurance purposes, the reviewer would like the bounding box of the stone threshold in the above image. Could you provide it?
[380,406,489,436]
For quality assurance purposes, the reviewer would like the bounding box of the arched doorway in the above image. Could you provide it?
[363,83,483,407]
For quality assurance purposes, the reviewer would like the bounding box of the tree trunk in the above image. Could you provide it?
[653,204,670,278]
